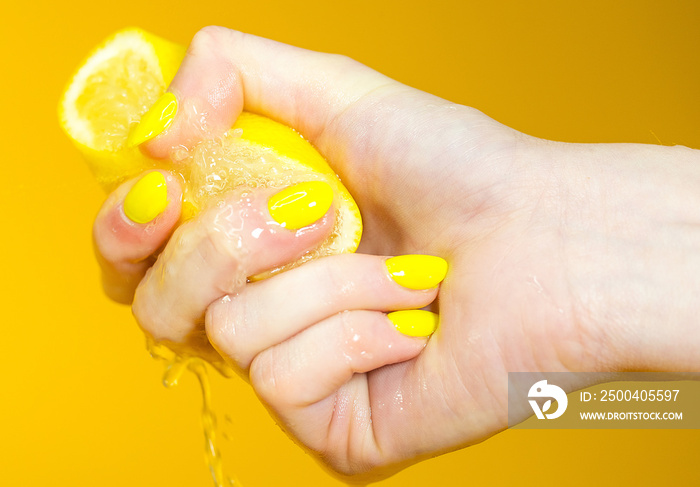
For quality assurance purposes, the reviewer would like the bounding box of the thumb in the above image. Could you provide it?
[93,170,182,303]
[131,26,397,160]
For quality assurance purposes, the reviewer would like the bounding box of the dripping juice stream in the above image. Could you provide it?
[147,339,243,487]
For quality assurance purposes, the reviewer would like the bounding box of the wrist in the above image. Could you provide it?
[553,142,700,372]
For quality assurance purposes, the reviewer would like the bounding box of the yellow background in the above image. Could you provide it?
[2,0,699,485]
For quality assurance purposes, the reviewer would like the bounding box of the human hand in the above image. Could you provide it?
[93,26,700,478]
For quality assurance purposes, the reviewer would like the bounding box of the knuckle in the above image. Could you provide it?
[249,349,303,409]
[337,311,359,364]
[201,217,241,261]
[170,214,247,294]
[318,254,357,305]
[188,26,229,54]
[131,265,188,344]
[131,270,159,338]
[205,293,255,368]
[326,452,383,478]
[337,311,377,370]
[201,226,247,293]
[249,351,282,404]
[337,309,356,343]
[322,52,359,70]
[188,26,243,58]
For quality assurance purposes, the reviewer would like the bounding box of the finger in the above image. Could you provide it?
[93,170,182,303]
[135,25,399,159]
[206,253,447,369]
[249,310,438,443]
[132,181,334,348]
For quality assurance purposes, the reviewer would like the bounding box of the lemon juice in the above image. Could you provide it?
[148,339,242,487]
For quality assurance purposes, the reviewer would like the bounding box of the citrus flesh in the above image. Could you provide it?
[59,28,362,277]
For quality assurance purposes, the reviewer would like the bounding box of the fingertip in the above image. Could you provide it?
[200,186,336,278]
[267,181,335,231]
[121,170,182,227]
[387,310,439,338]
[137,25,396,162]
[385,255,448,291]
[123,171,169,224]
[94,170,182,267]
[126,92,178,149]
[137,28,244,159]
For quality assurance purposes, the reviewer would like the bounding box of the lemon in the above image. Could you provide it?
[58,27,362,275]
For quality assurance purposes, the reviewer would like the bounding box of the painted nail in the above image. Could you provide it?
[127,92,178,147]
[386,255,448,290]
[123,172,168,224]
[268,181,333,230]
[387,310,439,337]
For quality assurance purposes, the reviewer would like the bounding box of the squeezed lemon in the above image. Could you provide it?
[58,28,362,260]
[58,27,364,487]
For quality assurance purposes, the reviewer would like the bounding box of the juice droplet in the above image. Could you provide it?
[146,338,243,486]
[162,356,190,388]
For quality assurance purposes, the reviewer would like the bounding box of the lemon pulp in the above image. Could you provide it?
[58,28,362,262]
[75,50,162,151]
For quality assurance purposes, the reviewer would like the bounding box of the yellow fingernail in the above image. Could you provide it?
[127,92,178,147]
[268,181,334,230]
[386,255,448,290]
[123,172,168,224]
[387,310,439,337]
